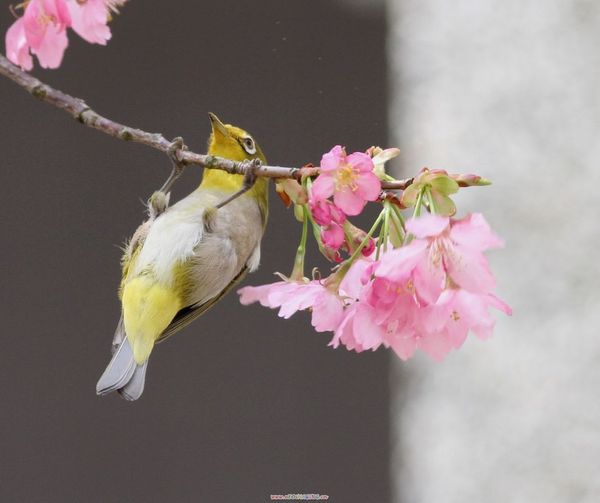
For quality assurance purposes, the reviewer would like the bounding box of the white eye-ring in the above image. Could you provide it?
[241,136,256,155]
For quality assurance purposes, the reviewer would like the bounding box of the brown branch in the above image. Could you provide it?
[0,54,413,190]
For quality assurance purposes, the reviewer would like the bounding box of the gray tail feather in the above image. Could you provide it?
[96,337,148,401]
[118,361,148,401]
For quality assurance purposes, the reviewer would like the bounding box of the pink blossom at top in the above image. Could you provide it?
[238,278,345,333]
[8,0,72,69]
[68,0,125,45]
[311,146,381,216]
[5,0,127,70]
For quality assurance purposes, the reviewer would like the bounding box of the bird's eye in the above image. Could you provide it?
[241,136,256,155]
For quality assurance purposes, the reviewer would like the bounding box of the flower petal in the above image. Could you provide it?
[310,174,335,201]
[446,246,496,293]
[321,222,345,249]
[5,18,33,70]
[311,292,344,332]
[346,151,375,173]
[406,214,449,238]
[69,0,112,45]
[333,186,366,216]
[31,24,68,69]
[375,239,428,282]
[356,172,382,202]
[450,213,504,251]
[320,145,345,172]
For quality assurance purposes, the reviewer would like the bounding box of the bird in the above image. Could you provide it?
[96,113,268,400]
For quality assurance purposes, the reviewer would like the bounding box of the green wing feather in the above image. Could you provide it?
[156,265,249,344]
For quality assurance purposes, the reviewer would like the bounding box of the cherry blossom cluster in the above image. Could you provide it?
[5,0,127,71]
[239,146,511,362]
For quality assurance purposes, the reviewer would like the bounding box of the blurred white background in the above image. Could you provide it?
[388,0,600,501]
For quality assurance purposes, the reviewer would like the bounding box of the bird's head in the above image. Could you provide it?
[207,112,267,164]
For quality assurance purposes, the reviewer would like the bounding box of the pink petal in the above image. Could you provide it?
[320,145,345,173]
[346,151,375,173]
[352,303,385,350]
[406,214,449,238]
[486,293,512,316]
[311,174,335,201]
[339,259,372,299]
[450,213,504,251]
[311,292,344,332]
[69,0,111,45]
[329,203,346,224]
[388,332,417,361]
[31,24,68,69]
[310,199,333,226]
[238,281,288,307]
[375,240,428,282]
[5,19,33,71]
[321,222,345,249]
[275,284,321,318]
[50,0,72,26]
[23,0,46,49]
[333,186,366,216]
[418,332,454,362]
[330,306,364,352]
[356,172,382,202]
[445,245,496,293]
[413,251,445,305]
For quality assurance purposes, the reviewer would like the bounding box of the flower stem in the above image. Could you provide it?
[291,205,309,280]
[388,204,405,246]
[348,210,385,264]
[325,210,384,289]
[403,186,427,245]
[425,186,437,215]
[413,187,425,218]
[382,201,391,252]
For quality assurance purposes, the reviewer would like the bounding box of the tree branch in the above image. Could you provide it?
[0,54,413,190]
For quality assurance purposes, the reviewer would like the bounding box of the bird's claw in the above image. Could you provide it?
[241,158,262,189]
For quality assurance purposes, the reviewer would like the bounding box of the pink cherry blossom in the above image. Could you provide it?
[321,222,345,250]
[328,216,510,361]
[5,18,33,70]
[311,145,381,216]
[6,0,72,69]
[330,256,419,357]
[68,0,114,45]
[310,198,347,251]
[377,213,503,305]
[416,288,512,361]
[310,198,345,227]
[5,0,127,70]
[238,278,344,333]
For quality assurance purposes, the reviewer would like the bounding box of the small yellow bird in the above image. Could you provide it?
[96,113,268,400]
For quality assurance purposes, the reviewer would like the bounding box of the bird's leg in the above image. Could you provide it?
[158,137,187,194]
[147,138,186,219]
[215,158,262,209]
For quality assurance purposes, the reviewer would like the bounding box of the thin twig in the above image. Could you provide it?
[0,54,413,190]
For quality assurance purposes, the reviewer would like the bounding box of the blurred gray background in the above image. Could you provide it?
[0,1,389,501]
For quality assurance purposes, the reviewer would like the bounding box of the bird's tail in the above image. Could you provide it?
[96,336,148,401]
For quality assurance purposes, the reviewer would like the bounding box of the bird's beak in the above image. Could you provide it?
[208,112,229,138]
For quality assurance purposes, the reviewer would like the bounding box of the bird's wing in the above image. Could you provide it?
[155,265,249,344]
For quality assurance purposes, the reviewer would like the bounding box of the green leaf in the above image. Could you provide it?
[431,190,457,216]
[430,175,459,196]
